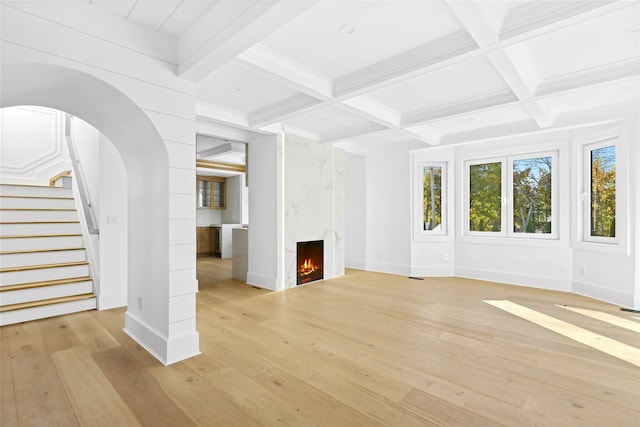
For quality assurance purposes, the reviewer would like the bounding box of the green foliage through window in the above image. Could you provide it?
[422,165,442,231]
[513,157,552,234]
[590,145,616,238]
[469,162,502,232]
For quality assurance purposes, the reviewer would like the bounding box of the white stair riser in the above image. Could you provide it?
[0,297,96,326]
[0,185,72,198]
[1,264,90,286]
[0,235,84,252]
[1,222,81,235]
[0,210,78,222]
[1,281,93,305]
[0,197,76,209]
[0,250,86,268]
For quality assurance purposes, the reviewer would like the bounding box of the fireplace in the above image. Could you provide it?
[297,240,323,285]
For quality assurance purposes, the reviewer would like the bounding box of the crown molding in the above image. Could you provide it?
[401,89,518,127]
[281,124,320,142]
[500,1,615,41]
[339,96,402,128]
[402,127,441,146]
[334,30,478,98]
[320,122,389,144]
[535,58,640,97]
[237,43,333,100]
[248,93,323,127]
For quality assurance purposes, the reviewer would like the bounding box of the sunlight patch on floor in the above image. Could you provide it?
[556,305,640,333]
[485,300,640,368]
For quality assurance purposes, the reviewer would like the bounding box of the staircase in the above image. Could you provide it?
[0,183,96,326]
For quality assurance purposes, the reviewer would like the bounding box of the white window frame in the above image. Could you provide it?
[508,151,559,240]
[418,161,448,236]
[463,151,558,239]
[464,156,506,237]
[582,138,618,245]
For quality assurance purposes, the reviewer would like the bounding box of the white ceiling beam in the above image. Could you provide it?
[445,0,500,47]
[249,93,323,128]
[401,90,518,127]
[237,44,333,101]
[334,30,478,98]
[338,96,402,128]
[178,1,317,81]
[320,122,390,144]
[198,143,245,159]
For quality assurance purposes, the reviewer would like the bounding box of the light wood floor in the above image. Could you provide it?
[2,257,639,426]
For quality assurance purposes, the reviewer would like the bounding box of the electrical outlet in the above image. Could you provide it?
[138,296,143,310]
[444,253,449,261]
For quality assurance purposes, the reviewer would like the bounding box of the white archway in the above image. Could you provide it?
[1,63,177,361]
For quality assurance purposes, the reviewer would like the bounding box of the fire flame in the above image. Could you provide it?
[299,258,319,276]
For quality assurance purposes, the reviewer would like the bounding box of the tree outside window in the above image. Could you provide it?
[513,157,552,234]
[469,162,502,232]
[422,164,443,231]
[590,145,616,238]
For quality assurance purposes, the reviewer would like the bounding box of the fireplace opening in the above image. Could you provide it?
[297,240,323,285]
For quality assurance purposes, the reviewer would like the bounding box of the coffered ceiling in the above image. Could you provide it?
[50,1,640,147]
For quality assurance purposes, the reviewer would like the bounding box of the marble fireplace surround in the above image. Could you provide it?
[277,133,345,289]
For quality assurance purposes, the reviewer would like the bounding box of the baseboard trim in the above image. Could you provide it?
[455,267,572,292]
[246,272,276,291]
[364,261,411,277]
[345,259,366,270]
[410,265,455,277]
[97,291,127,310]
[123,311,200,366]
[572,280,634,308]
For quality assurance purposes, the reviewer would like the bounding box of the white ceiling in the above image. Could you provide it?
[89,0,640,148]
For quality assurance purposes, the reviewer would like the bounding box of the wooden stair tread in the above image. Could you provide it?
[0,221,80,224]
[0,183,70,189]
[0,233,82,239]
[0,293,95,312]
[0,208,77,211]
[0,195,74,200]
[0,247,85,256]
[0,261,88,273]
[0,276,92,292]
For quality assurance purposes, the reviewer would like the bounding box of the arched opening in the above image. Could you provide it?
[1,63,173,358]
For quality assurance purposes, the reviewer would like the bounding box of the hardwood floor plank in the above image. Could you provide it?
[38,316,80,354]
[206,366,326,427]
[0,325,18,427]
[92,347,197,427]
[149,363,265,427]
[6,322,80,426]
[64,311,120,354]
[51,346,142,426]
[400,387,503,426]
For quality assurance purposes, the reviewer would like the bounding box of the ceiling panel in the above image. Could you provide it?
[91,1,136,18]
[549,77,640,114]
[126,1,181,32]
[366,55,511,114]
[261,1,462,80]
[411,104,532,136]
[283,105,377,136]
[196,62,304,115]
[482,1,534,30]
[158,2,216,38]
[506,3,640,80]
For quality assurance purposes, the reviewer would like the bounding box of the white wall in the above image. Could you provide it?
[363,141,424,276]
[345,153,367,269]
[247,134,278,290]
[196,208,222,226]
[1,3,199,364]
[0,106,70,185]
[222,174,244,224]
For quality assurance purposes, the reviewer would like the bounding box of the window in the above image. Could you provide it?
[422,163,444,232]
[464,151,557,239]
[584,140,616,242]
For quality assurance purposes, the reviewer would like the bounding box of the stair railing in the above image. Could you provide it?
[64,114,99,235]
